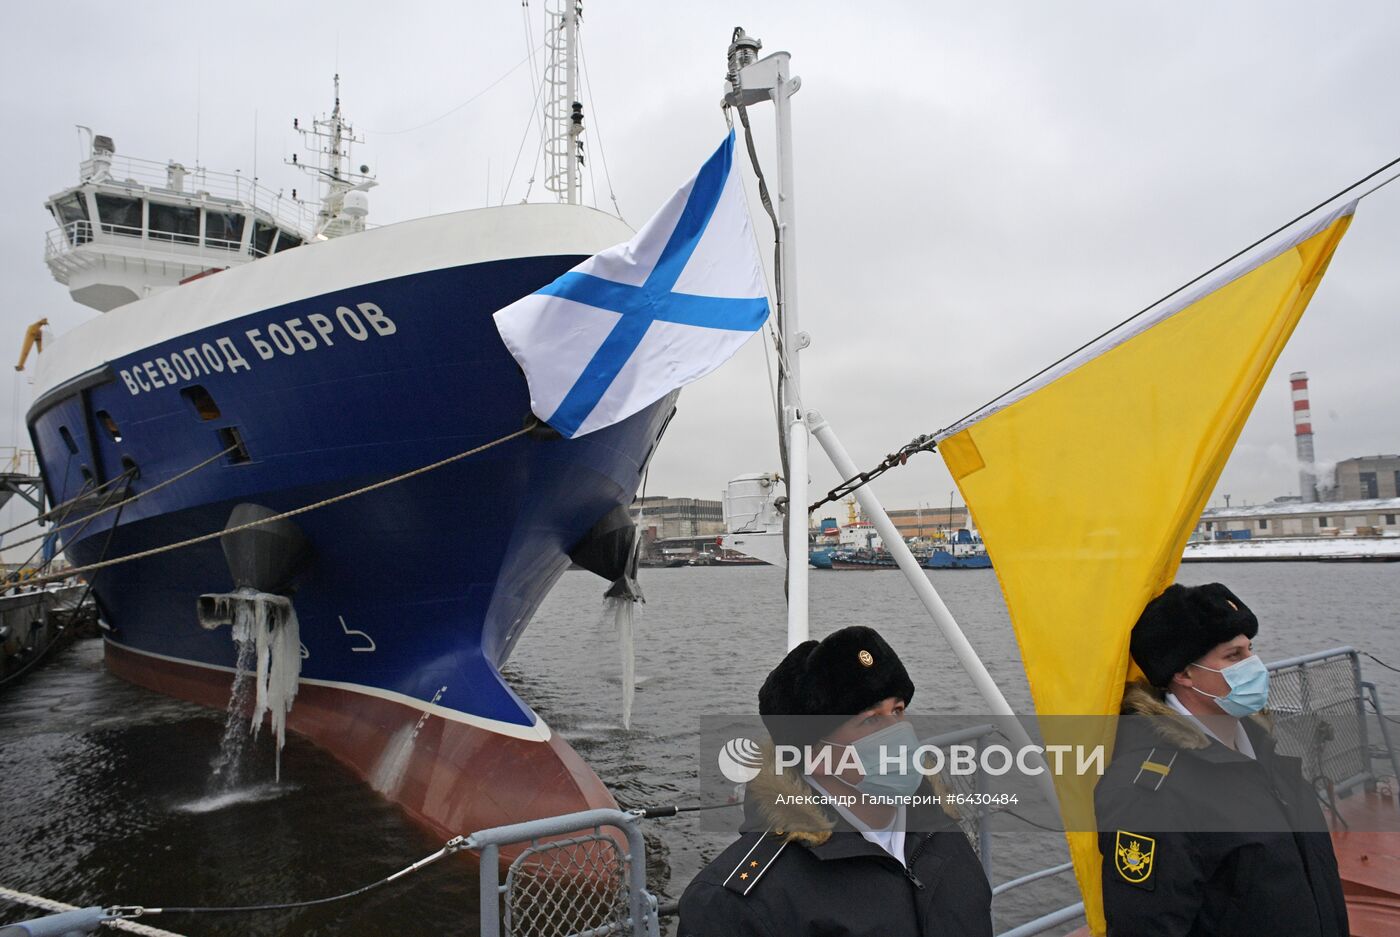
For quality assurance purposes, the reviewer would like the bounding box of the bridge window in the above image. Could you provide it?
[204,211,245,250]
[95,194,143,236]
[251,221,278,257]
[95,410,122,442]
[148,202,199,245]
[274,231,303,252]
[53,194,90,244]
[53,193,88,226]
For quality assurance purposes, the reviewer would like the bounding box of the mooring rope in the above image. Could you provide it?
[22,425,533,588]
[0,837,469,925]
[0,885,188,937]
[3,445,237,553]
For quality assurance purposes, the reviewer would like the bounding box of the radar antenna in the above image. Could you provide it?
[288,75,378,238]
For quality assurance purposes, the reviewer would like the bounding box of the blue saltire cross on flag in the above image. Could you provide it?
[493,130,770,438]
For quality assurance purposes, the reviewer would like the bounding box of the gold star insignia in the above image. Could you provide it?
[750,860,759,867]
[739,872,749,880]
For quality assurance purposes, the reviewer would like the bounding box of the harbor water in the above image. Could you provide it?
[2,563,1397,935]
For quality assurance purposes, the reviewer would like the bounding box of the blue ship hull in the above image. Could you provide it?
[28,228,672,839]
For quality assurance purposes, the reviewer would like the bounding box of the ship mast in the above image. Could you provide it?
[543,0,584,205]
[290,74,377,238]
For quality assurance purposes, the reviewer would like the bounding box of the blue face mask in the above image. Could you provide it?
[829,720,925,797]
[1189,654,1269,717]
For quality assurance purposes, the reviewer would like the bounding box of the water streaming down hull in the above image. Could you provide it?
[239,592,301,781]
[209,618,258,791]
[31,204,674,848]
[609,596,639,730]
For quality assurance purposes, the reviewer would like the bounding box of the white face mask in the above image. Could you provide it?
[1188,654,1269,717]
[823,721,925,797]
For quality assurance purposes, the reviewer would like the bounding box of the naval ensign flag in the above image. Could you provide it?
[493,131,770,438]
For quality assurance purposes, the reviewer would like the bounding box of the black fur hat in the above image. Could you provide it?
[759,626,915,748]
[1130,583,1258,687]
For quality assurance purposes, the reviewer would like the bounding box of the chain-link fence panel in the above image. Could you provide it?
[503,834,632,937]
[1267,650,1370,791]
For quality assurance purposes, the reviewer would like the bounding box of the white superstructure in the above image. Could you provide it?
[42,78,379,314]
[44,132,314,312]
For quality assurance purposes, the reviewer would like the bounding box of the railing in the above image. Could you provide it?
[83,153,313,233]
[466,649,1398,937]
[0,448,40,477]
[46,220,266,264]
[988,645,1400,936]
[471,808,658,937]
[1267,646,1400,797]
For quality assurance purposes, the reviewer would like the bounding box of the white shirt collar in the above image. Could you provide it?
[804,775,908,865]
[1165,691,1256,759]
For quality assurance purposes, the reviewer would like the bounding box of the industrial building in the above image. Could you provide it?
[630,496,725,540]
[1190,370,1400,541]
[1328,455,1400,502]
[1196,498,1400,539]
[883,506,969,539]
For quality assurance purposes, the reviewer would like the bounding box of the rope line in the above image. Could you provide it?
[0,460,131,540]
[579,37,624,221]
[21,426,532,588]
[364,45,542,136]
[938,152,1400,436]
[4,473,132,586]
[4,445,236,553]
[1363,651,1400,674]
[0,886,187,937]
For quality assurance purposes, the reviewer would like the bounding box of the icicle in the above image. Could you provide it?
[244,592,301,782]
[604,575,644,729]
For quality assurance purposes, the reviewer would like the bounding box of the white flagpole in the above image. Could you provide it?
[806,410,1017,718]
[727,36,810,649]
[727,30,1056,808]
[808,409,1058,806]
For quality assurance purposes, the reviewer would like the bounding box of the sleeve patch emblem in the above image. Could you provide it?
[1114,830,1155,884]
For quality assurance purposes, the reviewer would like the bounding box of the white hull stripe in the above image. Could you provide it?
[106,638,552,742]
[35,204,634,401]
[936,201,1357,441]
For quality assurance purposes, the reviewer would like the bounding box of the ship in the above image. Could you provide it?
[24,10,671,851]
[923,528,993,569]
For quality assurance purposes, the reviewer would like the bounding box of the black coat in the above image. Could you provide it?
[677,773,992,937]
[1094,683,1348,937]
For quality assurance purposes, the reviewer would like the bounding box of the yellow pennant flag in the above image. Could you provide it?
[937,205,1354,935]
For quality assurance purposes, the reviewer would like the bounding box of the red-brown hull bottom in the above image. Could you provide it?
[105,641,619,857]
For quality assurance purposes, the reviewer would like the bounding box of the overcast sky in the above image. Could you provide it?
[2,1,1397,536]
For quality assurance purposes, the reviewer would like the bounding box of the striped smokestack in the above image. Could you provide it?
[1290,370,1317,502]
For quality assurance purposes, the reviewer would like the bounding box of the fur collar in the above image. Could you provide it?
[745,740,958,846]
[1120,680,1271,750]
[746,741,838,846]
